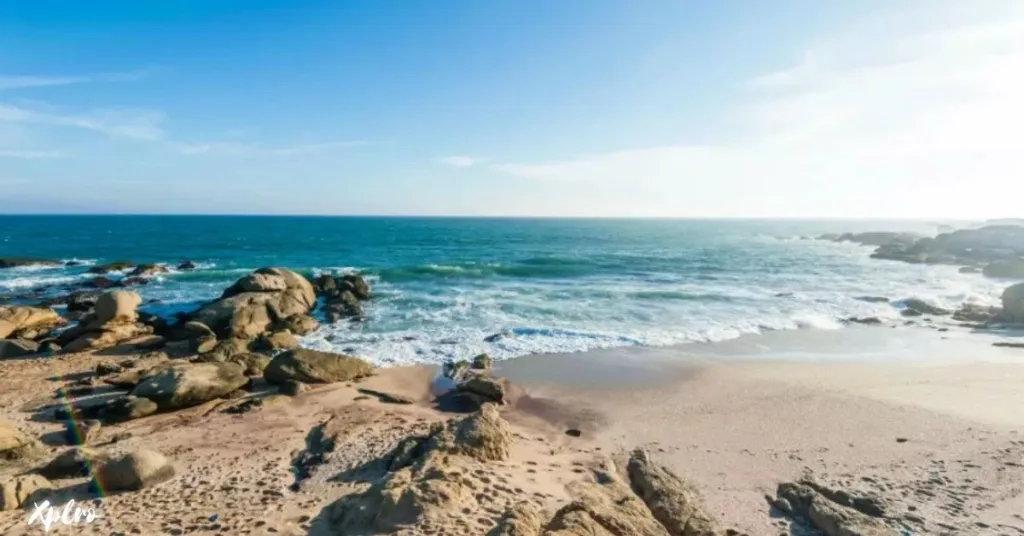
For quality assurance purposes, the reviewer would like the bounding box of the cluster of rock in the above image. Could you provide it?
[313,272,372,322]
[822,225,1024,276]
[0,305,66,357]
[769,478,896,536]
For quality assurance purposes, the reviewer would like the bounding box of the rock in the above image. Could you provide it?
[471,353,492,370]
[0,474,52,511]
[902,298,950,316]
[39,447,111,479]
[774,481,894,536]
[0,305,65,338]
[357,388,414,405]
[127,263,169,278]
[952,303,1001,323]
[0,258,60,269]
[846,317,884,325]
[98,396,159,423]
[253,330,299,351]
[263,348,373,385]
[64,419,101,445]
[442,359,472,382]
[984,259,1024,278]
[87,261,136,274]
[61,322,153,353]
[279,379,311,396]
[94,290,142,324]
[95,361,123,376]
[836,232,921,247]
[193,335,217,354]
[40,341,61,353]
[339,274,372,300]
[854,296,890,304]
[323,290,363,322]
[197,337,250,362]
[0,421,43,461]
[959,266,982,274]
[131,362,249,410]
[228,353,271,376]
[626,449,719,536]
[177,260,196,271]
[493,503,544,536]
[85,276,120,289]
[312,274,337,295]
[227,272,289,294]
[1002,283,1024,323]
[868,226,1024,266]
[274,314,319,336]
[67,291,101,313]
[121,276,150,286]
[94,449,176,491]
[193,267,316,339]
[452,376,507,408]
[994,341,1024,348]
[426,403,511,462]
[0,338,40,359]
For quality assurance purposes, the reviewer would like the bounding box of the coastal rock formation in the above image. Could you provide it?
[901,298,950,316]
[274,313,319,335]
[828,232,922,247]
[39,447,111,479]
[228,352,271,376]
[127,263,169,278]
[262,348,373,384]
[87,261,136,274]
[94,449,176,492]
[854,225,1024,271]
[953,303,1001,324]
[771,480,894,536]
[97,395,159,423]
[1002,283,1024,323]
[0,338,39,359]
[58,291,154,352]
[131,361,248,411]
[427,403,511,462]
[315,272,372,322]
[983,259,1024,278]
[177,260,196,271]
[0,420,43,461]
[0,305,65,339]
[0,474,52,511]
[0,257,60,269]
[192,267,317,340]
[627,449,719,536]
[253,329,300,351]
[94,289,142,324]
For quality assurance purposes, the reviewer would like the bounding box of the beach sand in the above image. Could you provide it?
[1,326,1023,535]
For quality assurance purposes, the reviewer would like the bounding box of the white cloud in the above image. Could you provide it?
[0,149,64,159]
[0,104,166,140]
[437,155,484,167]
[0,69,153,91]
[494,2,1024,218]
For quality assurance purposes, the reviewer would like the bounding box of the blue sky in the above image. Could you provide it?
[1,0,1022,217]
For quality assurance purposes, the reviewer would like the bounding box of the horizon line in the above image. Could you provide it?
[0,213,994,222]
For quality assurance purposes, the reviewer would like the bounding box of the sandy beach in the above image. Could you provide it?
[1,323,1022,535]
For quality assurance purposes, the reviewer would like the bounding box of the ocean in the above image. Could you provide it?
[0,216,1006,366]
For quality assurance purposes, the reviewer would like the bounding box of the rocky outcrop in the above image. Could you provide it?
[0,258,60,269]
[94,290,142,324]
[856,225,1024,270]
[131,362,248,411]
[0,338,40,359]
[427,403,511,462]
[900,298,950,316]
[98,395,159,423]
[227,353,272,376]
[177,260,196,271]
[770,480,895,536]
[315,272,372,323]
[87,261,136,274]
[627,449,719,536]
[252,330,299,352]
[0,474,52,511]
[0,420,43,461]
[262,348,373,385]
[0,305,65,339]
[94,449,176,491]
[830,232,922,247]
[39,447,111,479]
[127,263,169,278]
[983,259,1024,278]
[1001,283,1024,323]
[273,313,319,336]
[56,290,156,352]
[192,267,316,341]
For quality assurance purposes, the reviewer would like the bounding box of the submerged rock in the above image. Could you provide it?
[87,261,136,274]
[127,263,169,278]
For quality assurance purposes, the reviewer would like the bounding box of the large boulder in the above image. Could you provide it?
[0,474,52,511]
[0,306,65,339]
[193,267,316,340]
[39,447,112,479]
[626,449,719,536]
[983,259,1024,279]
[1002,283,1024,323]
[0,338,40,359]
[340,274,372,300]
[60,322,153,353]
[324,290,364,322]
[274,314,319,336]
[263,348,373,385]
[426,403,512,462]
[253,330,300,352]
[94,449,175,491]
[0,421,43,461]
[131,362,248,410]
[94,290,142,324]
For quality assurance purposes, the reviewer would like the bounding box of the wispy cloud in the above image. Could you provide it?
[493,2,1024,217]
[0,69,155,91]
[175,140,373,157]
[437,155,485,167]
[0,104,165,141]
[0,149,64,159]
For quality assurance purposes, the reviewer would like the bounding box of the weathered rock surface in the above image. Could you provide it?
[472,353,493,370]
[274,313,319,335]
[830,232,922,247]
[127,263,169,278]
[263,348,373,385]
[0,338,40,359]
[131,362,248,410]
[58,290,155,352]
[228,352,272,376]
[0,305,65,339]
[0,474,52,511]
[39,447,111,479]
[0,258,60,269]
[953,303,1001,323]
[492,502,544,536]
[279,379,311,396]
[98,395,159,423]
[772,480,895,536]
[427,403,511,462]
[253,330,299,351]
[94,449,176,491]
[627,449,719,536]
[87,261,136,274]
[452,375,508,408]
[64,419,102,445]
[192,267,316,340]
[1002,282,1024,323]
[323,290,363,322]
[0,420,43,461]
[94,290,142,324]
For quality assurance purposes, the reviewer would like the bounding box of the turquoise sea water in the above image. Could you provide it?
[0,216,1008,365]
